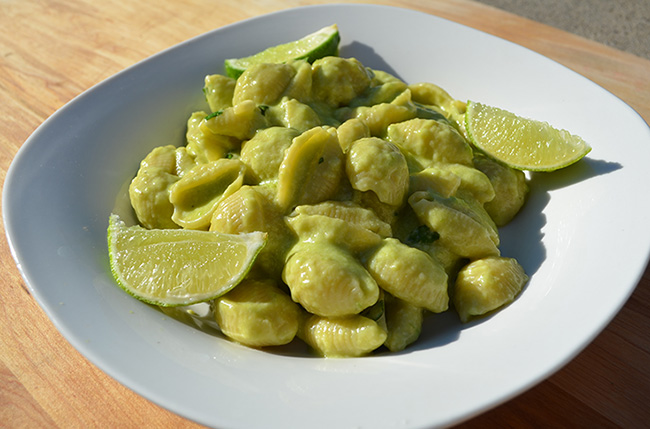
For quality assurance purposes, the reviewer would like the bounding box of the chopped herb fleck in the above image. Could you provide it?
[406,225,439,245]
[318,157,324,164]
[205,110,223,120]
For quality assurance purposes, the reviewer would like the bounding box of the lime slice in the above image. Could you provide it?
[465,101,591,171]
[107,214,266,307]
[224,24,340,79]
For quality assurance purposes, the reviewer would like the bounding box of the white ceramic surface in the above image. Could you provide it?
[5,4,650,428]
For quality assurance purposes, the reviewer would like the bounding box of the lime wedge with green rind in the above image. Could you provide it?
[224,24,340,79]
[464,101,591,171]
[107,214,266,307]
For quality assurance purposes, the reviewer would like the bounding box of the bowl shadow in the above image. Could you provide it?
[383,156,622,355]
[341,41,404,80]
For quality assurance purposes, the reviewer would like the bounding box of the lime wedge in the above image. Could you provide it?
[464,101,591,171]
[224,24,340,79]
[107,214,266,307]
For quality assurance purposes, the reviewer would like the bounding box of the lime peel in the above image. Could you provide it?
[464,101,591,171]
[107,214,267,307]
[224,24,340,79]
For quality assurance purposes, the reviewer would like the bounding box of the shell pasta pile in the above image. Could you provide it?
[127,55,529,357]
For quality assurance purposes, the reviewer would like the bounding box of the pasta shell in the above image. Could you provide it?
[387,118,473,167]
[128,145,182,229]
[232,63,295,106]
[240,127,300,184]
[348,80,408,108]
[186,111,239,163]
[408,82,456,110]
[409,166,462,199]
[169,158,245,230]
[204,74,236,112]
[210,185,295,280]
[407,81,466,126]
[363,238,449,313]
[282,242,379,317]
[409,191,500,259]
[285,213,383,254]
[276,126,344,211]
[210,185,267,233]
[368,68,405,86]
[202,100,267,141]
[214,279,300,347]
[383,293,424,352]
[264,97,322,133]
[282,60,312,103]
[346,137,409,206]
[174,147,197,177]
[291,201,392,237]
[454,256,528,323]
[129,167,179,230]
[311,57,372,108]
[336,118,370,153]
[299,314,387,357]
[473,154,529,226]
[409,163,495,204]
[138,145,177,173]
[348,89,417,137]
[440,163,495,203]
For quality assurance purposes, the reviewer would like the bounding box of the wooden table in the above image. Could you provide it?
[1,0,649,427]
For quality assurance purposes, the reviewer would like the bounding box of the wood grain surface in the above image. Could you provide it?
[1,0,649,427]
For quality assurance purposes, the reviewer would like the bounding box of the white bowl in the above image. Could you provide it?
[5,4,650,428]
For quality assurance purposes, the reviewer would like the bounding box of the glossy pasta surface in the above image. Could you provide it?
[126,53,530,357]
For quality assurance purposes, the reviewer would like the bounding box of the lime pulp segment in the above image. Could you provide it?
[464,101,591,171]
[107,214,266,307]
